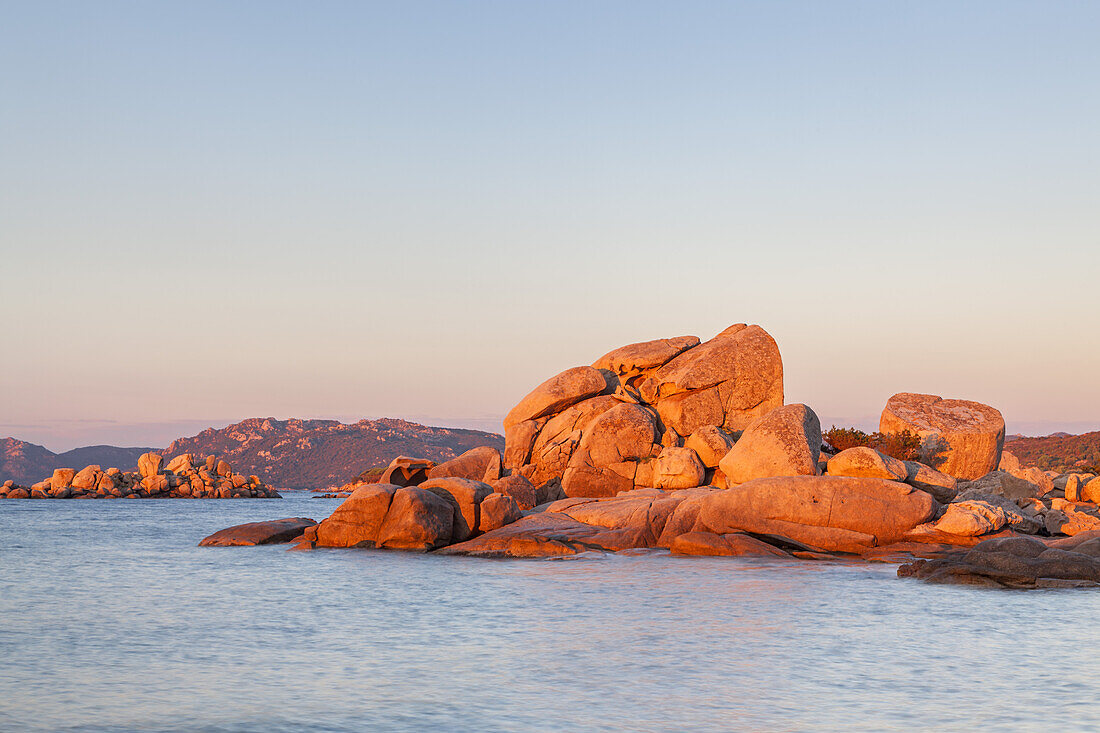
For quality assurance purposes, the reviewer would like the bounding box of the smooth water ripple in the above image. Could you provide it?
[2,495,1099,732]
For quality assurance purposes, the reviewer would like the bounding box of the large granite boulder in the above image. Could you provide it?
[718,404,821,485]
[199,518,317,546]
[696,475,938,553]
[933,500,1007,536]
[592,336,700,378]
[880,393,1005,480]
[639,325,784,436]
[479,493,523,532]
[315,484,399,547]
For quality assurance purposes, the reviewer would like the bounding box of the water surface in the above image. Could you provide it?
[2,494,1098,732]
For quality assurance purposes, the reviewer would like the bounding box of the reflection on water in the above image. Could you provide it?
[1,494,1097,732]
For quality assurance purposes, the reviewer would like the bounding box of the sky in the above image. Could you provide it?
[2,1,1098,451]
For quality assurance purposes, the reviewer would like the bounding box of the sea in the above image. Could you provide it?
[3,493,1099,732]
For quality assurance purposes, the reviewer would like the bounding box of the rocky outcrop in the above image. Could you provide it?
[880,393,1005,480]
[0,453,280,499]
[718,404,820,485]
[199,518,317,546]
[503,324,782,497]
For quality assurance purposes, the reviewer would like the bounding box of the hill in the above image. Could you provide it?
[1005,431,1100,473]
[160,417,504,489]
[0,439,154,485]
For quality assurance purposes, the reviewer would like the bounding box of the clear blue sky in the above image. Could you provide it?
[2,1,1098,449]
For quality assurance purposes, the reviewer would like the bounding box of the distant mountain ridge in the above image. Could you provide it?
[0,438,155,485]
[1005,431,1100,473]
[159,417,504,489]
[2,417,505,489]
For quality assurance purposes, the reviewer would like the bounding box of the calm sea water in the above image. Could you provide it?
[2,494,1099,732]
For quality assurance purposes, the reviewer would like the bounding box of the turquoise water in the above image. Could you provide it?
[2,494,1099,732]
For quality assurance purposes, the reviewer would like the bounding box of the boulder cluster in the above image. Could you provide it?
[193,322,1100,588]
[0,452,280,499]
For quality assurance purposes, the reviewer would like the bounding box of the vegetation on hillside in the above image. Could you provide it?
[1005,431,1100,474]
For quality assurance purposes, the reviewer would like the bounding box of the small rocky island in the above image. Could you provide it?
[127,324,1100,586]
[0,453,280,499]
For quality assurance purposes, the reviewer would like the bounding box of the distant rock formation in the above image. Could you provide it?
[0,452,280,499]
[0,438,155,486]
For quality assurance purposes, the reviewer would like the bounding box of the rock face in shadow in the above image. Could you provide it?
[199,518,317,546]
[880,393,1005,480]
[898,534,1100,588]
[502,324,783,498]
[719,404,821,485]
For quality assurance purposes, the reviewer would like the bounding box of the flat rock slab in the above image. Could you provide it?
[199,517,317,546]
[898,534,1100,588]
